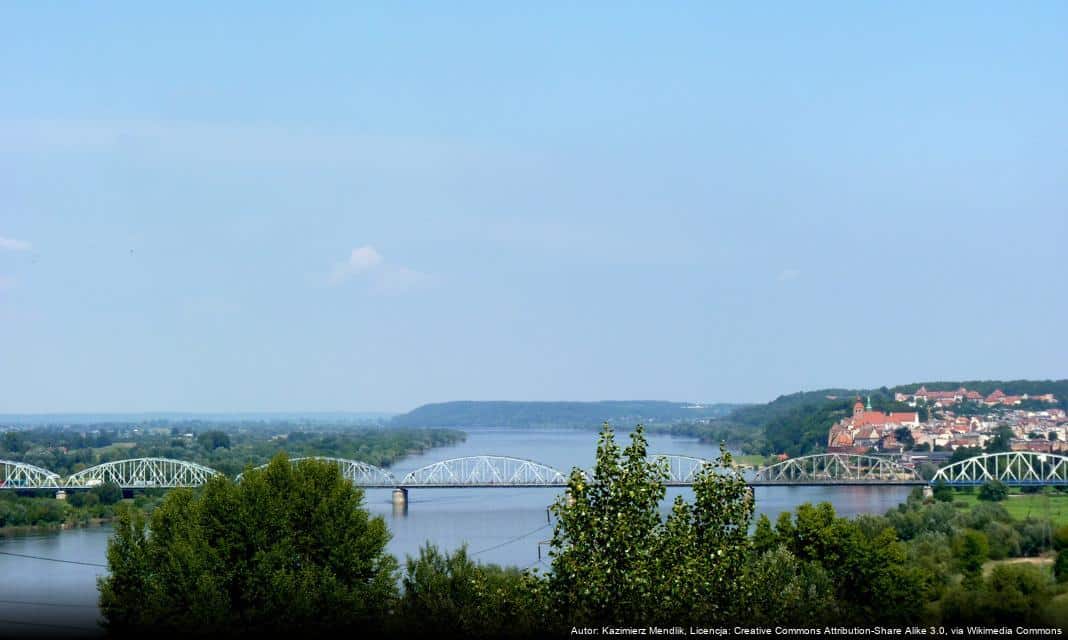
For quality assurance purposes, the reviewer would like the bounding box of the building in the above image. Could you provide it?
[826,397,920,452]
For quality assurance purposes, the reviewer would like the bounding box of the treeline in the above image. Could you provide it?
[893,379,1068,408]
[97,426,1068,636]
[1,424,465,478]
[0,482,165,530]
[389,400,741,428]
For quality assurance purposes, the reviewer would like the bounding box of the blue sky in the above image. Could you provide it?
[1,3,1066,413]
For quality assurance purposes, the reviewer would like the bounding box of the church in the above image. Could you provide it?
[827,396,920,453]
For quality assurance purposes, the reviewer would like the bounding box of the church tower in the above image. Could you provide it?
[853,396,864,419]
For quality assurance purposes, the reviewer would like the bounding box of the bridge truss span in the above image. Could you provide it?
[753,453,923,484]
[0,460,62,489]
[401,455,568,487]
[931,451,1068,486]
[65,458,222,489]
[651,454,717,485]
[236,457,397,487]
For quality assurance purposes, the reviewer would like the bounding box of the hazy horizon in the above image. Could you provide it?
[3,4,1066,413]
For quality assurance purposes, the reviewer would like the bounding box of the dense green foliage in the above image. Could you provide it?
[546,425,754,626]
[0,423,464,478]
[979,479,1010,502]
[390,401,740,428]
[98,455,398,634]
[395,544,543,638]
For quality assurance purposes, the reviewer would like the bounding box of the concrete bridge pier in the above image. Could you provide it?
[392,487,408,510]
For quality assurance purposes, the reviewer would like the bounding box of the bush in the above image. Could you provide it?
[1053,525,1068,551]
[1055,549,1068,583]
[978,480,1009,502]
[932,480,954,503]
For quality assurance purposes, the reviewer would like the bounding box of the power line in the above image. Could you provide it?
[0,550,107,567]
[0,599,98,608]
[469,523,546,559]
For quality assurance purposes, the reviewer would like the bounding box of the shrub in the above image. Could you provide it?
[978,480,1009,502]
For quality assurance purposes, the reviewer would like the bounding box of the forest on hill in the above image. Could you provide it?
[389,400,740,429]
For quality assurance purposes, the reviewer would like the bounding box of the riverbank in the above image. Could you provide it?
[950,492,1068,527]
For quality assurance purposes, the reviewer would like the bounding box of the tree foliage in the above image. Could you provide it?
[547,423,754,626]
[97,453,398,634]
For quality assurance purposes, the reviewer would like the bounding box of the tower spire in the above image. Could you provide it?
[866,395,872,411]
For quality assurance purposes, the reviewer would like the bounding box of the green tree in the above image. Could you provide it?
[97,453,398,634]
[932,479,954,502]
[953,529,989,584]
[1054,549,1068,583]
[547,423,754,627]
[196,430,231,450]
[396,544,543,638]
[978,479,1008,502]
[752,514,777,555]
[985,427,1014,454]
[91,481,123,505]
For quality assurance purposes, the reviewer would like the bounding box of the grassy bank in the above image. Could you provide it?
[951,492,1068,527]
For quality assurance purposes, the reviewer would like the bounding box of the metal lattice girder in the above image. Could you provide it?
[401,456,567,486]
[754,453,922,483]
[64,458,222,488]
[0,460,62,489]
[931,452,1068,486]
[236,457,397,487]
[652,454,716,484]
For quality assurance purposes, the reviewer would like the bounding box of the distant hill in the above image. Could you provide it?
[389,401,742,429]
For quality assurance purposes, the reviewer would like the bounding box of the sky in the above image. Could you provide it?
[1,3,1066,413]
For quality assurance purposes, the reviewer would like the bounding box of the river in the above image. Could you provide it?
[0,427,913,635]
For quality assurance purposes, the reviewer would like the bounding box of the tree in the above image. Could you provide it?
[196,430,230,450]
[91,481,123,505]
[950,446,983,464]
[893,427,915,450]
[396,544,543,638]
[932,479,954,502]
[985,427,1014,454]
[1054,549,1068,584]
[752,514,777,554]
[547,423,754,627]
[953,530,989,584]
[98,453,398,634]
[978,479,1009,502]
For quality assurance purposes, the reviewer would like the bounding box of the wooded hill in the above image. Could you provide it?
[389,400,740,429]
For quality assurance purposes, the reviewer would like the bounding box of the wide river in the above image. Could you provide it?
[0,428,913,635]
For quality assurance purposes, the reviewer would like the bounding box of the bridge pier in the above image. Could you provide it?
[392,487,408,510]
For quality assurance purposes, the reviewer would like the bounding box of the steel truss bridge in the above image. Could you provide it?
[931,452,1068,487]
[752,453,925,485]
[2,452,1065,491]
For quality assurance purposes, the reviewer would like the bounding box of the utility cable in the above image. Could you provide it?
[0,550,107,567]
[469,523,551,559]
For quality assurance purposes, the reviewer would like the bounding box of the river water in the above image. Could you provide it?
[0,428,913,635]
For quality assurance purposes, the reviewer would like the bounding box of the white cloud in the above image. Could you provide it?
[328,246,431,294]
[330,246,384,284]
[777,268,801,282]
[0,236,31,251]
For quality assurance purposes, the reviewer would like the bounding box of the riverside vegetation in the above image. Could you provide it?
[0,425,464,531]
[97,424,1068,636]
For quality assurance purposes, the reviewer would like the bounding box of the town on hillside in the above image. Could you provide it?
[827,387,1066,460]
